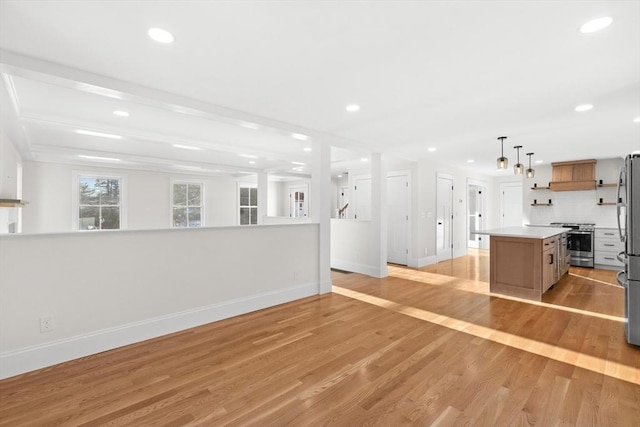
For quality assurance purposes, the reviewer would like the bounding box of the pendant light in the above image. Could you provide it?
[496,136,508,170]
[513,145,524,175]
[526,153,535,178]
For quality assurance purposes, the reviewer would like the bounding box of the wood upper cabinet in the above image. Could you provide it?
[550,159,596,191]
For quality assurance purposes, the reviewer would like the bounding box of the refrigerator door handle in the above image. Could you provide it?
[616,270,627,288]
[617,251,627,264]
[617,164,626,243]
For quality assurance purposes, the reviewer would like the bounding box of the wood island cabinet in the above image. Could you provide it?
[487,229,569,301]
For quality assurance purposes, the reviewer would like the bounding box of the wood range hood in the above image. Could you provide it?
[549,159,596,191]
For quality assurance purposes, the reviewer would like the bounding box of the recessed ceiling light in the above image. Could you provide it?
[632,150,640,154]
[172,144,203,151]
[575,104,593,112]
[76,129,122,139]
[239,154,258,159]
[148,27,175,43]
[113,110,129,117]
[303,147,312,152]
[427,147,437,152]
[291,161,306,166]
[291,133,309,141]
[249,161,256,165]
[346,104,360,112]
[580,17,613,34]
[634,116,640,123]
[467,159,474,163]
[337,175,343,178]
[78,155,121,162]
[361,158,368,162]
[535,160,544,164]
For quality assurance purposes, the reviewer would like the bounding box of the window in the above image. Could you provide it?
[78,176,122,230]
[172,182,203,227]
[239,185,258,225]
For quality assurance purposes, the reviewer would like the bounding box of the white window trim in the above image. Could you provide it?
[170,178,205,228]
[237,182,258,225]
[72,170,127,231]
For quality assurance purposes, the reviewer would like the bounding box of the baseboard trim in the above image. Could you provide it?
[330,259,381,277]
[411,255,437,268]
[0,282,318,380]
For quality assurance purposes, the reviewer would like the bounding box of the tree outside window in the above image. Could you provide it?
[239,186,257,225]
[172,182,203,227]
[78,177,121,230]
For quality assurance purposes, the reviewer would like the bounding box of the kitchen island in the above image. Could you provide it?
[477,226,571,301]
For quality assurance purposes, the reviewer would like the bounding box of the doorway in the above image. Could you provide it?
[467,180,486,249]
[436,173,454,262]
[289,185,308,218]
[500,182,523,227]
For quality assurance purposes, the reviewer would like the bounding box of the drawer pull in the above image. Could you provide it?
[604,257,615,260]
[604,244,615,247]
[604,232,614,235]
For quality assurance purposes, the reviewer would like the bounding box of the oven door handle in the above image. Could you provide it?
[568,230,593,234]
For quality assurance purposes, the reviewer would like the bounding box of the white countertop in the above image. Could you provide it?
[476,226,572,239]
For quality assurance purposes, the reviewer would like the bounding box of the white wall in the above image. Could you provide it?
[331,219,380,276]
[0,224,320,378]
[21,161,241,233]
[417,158,498,265]
[524,158,624,227]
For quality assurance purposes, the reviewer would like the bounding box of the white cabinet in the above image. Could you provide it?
[594,228,624,269]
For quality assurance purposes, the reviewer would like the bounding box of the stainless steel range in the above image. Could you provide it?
[550,222,595,268]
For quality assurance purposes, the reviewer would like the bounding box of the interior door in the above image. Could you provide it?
[387,174,409,265]
[354,177,372,220]
[437,174,454,262]
[500,182,523,227]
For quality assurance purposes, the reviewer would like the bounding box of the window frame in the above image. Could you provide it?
[170,179,205,228]
[237,183,258,225]
[72,171,127,231]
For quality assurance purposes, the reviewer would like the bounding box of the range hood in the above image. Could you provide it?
[0,198,28,208]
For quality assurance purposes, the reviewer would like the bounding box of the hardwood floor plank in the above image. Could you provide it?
[1,252,638,426]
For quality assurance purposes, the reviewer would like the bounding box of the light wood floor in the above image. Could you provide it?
[1,250,638,426]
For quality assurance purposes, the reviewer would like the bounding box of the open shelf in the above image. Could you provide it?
[530,186,550,190]
[597,183,618,188]
[531,203,553,206]
[597,202,617,206]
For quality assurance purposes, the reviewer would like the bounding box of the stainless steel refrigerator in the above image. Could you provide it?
[617,154,640,346]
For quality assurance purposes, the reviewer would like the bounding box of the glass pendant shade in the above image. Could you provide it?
[497,157,508,169]
[525,152,535,179]
[513,145,523,175]
[497,137,508,170]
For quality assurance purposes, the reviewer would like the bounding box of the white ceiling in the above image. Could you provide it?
[1,1,638,178]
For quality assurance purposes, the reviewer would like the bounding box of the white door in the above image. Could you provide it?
[354,177,371,220]
[500,182,523,227]
[468,184,485,249]
[289,185,308,218]
[387,174,409,265]
[436,174,454,262]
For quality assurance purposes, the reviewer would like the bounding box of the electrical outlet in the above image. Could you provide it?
[40,316,54,333]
